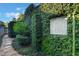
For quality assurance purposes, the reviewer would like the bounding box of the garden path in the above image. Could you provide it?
[0,34,21,56]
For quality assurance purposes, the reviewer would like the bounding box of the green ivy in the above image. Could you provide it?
[24,3,79,55]
[40,3,74,56]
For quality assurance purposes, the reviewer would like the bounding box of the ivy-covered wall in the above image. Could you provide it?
[39,3,74,56]
[24,4,43,52]
[24,3,79,55]
[40,13,72,55]
[75,16,79,55]
[31,6,43,52]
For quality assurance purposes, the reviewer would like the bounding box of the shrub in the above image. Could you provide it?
[12,38,44,56]
[15,35,31,46]
[13,22,29,36]
[12,38,32,55]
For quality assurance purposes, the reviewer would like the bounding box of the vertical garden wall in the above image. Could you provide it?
[28,3,73,55]
[39,3,75,56]
[24,4,43,52]
[24,3,79,56]
[75,18,79,55]
[31,5,43,52]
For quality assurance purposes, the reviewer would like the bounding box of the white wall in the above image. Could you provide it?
[50,17,67,35]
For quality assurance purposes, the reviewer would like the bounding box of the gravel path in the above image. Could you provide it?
[0,34,21,56]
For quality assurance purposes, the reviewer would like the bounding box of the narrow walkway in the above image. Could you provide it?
[0,34,21,56]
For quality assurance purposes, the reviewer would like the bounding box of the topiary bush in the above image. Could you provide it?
[15,35,31,46]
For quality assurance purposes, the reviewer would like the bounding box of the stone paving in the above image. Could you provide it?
[0,34,21,56]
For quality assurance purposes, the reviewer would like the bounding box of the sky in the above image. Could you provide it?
[0,3,30,23]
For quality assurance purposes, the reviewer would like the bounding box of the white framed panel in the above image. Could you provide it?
[50,17,67,35]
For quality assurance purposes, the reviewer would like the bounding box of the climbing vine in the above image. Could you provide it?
[24,3,79,55]
[39,3,79,56]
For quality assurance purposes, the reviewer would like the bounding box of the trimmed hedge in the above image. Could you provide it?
[12,37,44,56]
[12,37,32,55]
[15,35,31,46]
